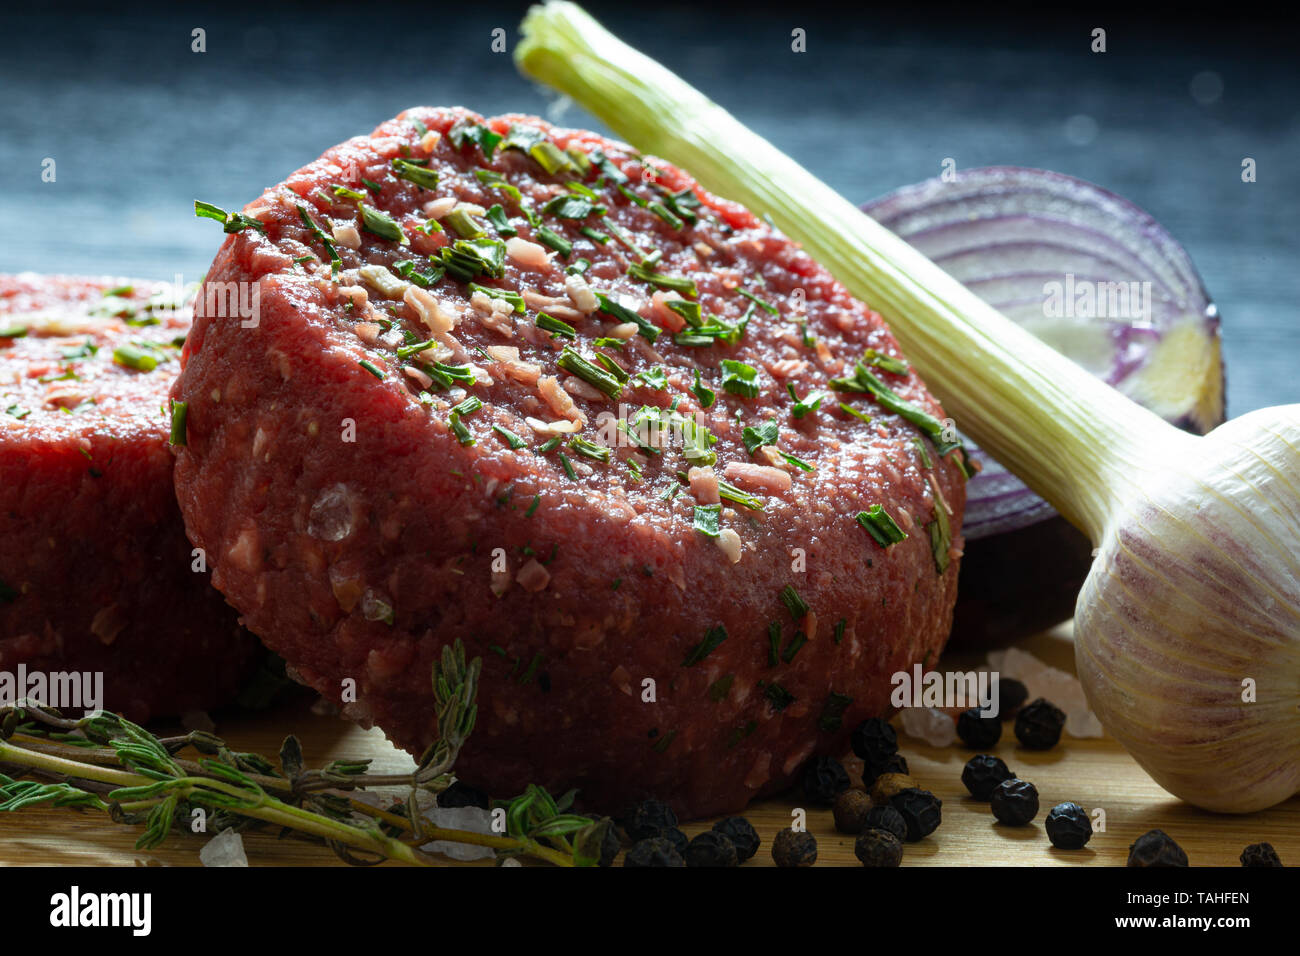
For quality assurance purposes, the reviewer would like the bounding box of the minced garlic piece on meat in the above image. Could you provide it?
[358,265,407,299]
[332,223,362,249]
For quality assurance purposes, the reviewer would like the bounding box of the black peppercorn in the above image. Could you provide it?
[621,799,678,842]
[655,826,688,855]
[861,752,910,788]
[771,827,817,867]
[832,789,873,834]
[854,827,904,867]
[888,787,942,841]
[1240,842,1283,867]
[850,717,898,764]
[1014,698,1066,750]
[801,755,851,806]
[1045,802,1092,849]
[623,836,684,867]
[862,805,908,843]
[998,678,1029,718]
[990,778,1039,826]
[1127,829,1188,867]
[683,830,739,867]
[956,708,1002,748]
[960,753,1016,800]
[711,816,760,862]
[437,780,490,809]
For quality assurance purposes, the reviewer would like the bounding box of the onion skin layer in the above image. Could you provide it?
[1075,404,1300,813]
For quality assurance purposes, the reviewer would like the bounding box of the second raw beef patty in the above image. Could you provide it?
[172,107,967,817]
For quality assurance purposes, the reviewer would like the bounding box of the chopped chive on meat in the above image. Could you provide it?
[566,147,592,176]
[928,500,953,574]
[780,584,809,620]
[634,366,668,390]
[647,201,683,229]
[394,259,446,288]
[767,621,782,666]
[112,343,160,371]
[626,262,698,297]
[0,325,29,338]
[358,203,409,245]
[467,283,525,313]
[295,204,342,273]
[590,147,629,185]
[448,397,482,447]
[536,312,577,339]
[557,450,577,480]
[652,729,678,754]
[445,207,486,239]
[292,255,314,266]
[781,631,807,663]
[358,359,386,380]
[779,451,814,472]
[719,359,761,398]
[717,478,763,511]
[361,177,384,194]
[492,424,527,449]
[536,436,562,454]
[440,237,506,281]
[764,682,795,711]
[332,184,367,201]
[863,347,909,375]
[693,503,722,538]
[168,399,188,446]
[535,226,572,258]
[690,368,715,409]
[856,504,908,547]
[682,625,728,666]
[830,362,949,446]
[578,226,609,244]
[593,336,624,349]
[594,352,629,383]
[525,494,542,517]
[501,124,547,154]
[626,458,643,481]
[913,436,934,469]
[838,401,872,423]
[449,120,502,159]
[410,118,428,137]
[568,435,611,463]
[666,299,702,327]
[5,404,31,420]
[817,692,854,732]
[530,140,576,176]
[194,200,265,234]
[485,203,516,237]
[566,258,592,276]
[833,618,847,645]
[103,284,134,297]
[736,287,778,315]
[475,168,523,204]
[786,383,824,418]
[391,157,439,189]
[418,218,444,235]
[395,339,437,359]
[542,194,596,219]
[451,395,483,417]
[742,419,779,455]
[595,291,660,343]
[616,183,647,207]
[707,674,734,702]
[557,348,622,399]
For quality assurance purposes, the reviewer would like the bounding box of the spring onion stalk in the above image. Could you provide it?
[517,1,1300,813]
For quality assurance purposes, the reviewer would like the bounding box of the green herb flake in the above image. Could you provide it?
[635,366,668,390]
[557,450,577,480]
[568,435,611,463]
[391,158,439,189]
[112,343,160,372]
[707,674,735,703]
[780,584,809,620]
[626,262,698,297]
[595,291,660,343]
[833,618,847,645]
[692,503,722,538]
[535,226,573,258]
[682,625,728,667]
[817,692,854,732]
[648,201,683,230]
[764,682,795,711]
[485,203,516,237]
[536,312,577,339]
[717,478,762,511]
[194,200,266,235]
[863,348,909,375]
[358,203,409,245]
[856,504,908,547]
[719,359,761,398]
[492,424,527,450]
[736,287,778,315]
[928,501,953,574]
[358,359,386,380]
[557,347,622,400]
[742,419,779,455]
[168,399,188,446]
[781,631,807,663]
[449,120,503,160]
[690,368,715,409]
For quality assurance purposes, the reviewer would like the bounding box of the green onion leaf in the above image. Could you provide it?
[690,368,715,409]
[535,226,572,258]
[493,424,528,449]
[359,203,408,245]
[536,312,577,338]
[856,504,907,547]
[557,347,622,399]
[595,291,659,343]
[194,200,265,235]
[391,158,439,189]
[742,419,779,455]
[693,503,722,538]
[682,625,727,666]
[168,399,188,446]
[780,584,809,619]
[719,359,761,398]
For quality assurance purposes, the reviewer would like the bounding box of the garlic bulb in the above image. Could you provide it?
[516,2,1300,811]
[1075,405,1300,812]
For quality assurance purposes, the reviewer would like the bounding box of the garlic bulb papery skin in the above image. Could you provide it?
[1075,404,1300,813]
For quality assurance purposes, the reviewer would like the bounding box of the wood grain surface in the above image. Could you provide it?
[3,625,1295,867]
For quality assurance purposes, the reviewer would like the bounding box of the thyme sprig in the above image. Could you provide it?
[0,642,605,867]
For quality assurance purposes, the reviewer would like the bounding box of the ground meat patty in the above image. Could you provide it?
[172,107,967,818]
[0,274,259,721]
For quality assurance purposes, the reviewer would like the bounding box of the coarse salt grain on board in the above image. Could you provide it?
[172,107,966,818]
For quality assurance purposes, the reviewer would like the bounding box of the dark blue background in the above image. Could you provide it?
[2,2,1295,414]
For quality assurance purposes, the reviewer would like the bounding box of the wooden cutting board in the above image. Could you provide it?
[2,625,1295,867]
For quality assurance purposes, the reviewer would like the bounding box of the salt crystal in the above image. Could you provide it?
[200,828,249,867]
[898,706,957,747]
[987,647,1104,739]
[307,483,355,541]
[420,805,496,861]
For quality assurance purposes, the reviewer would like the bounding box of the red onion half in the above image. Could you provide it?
[863,167,1224,641]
